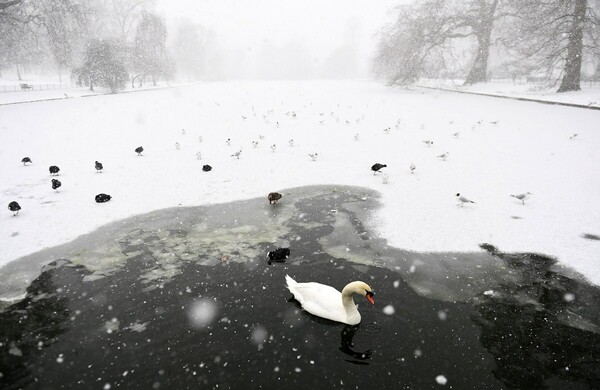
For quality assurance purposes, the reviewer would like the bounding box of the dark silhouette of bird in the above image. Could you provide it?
[202,164,212,172]
[135,146,144,156]
[51,179,61,191]
[456,193,475,206]
[21,157,32,166]
[95,193,112,203]
[371,163,387,175]
[267,247,290,264]
[8,201,21,216]
[49,165,60,175]
[268,192,282,205]
[95,161,103,172]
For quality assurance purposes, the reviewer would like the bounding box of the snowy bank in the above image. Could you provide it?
[1,80,599,284]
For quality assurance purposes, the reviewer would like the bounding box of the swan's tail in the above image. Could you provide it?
[285,274,298,290]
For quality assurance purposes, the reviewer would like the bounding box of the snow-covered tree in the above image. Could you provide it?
[171,19,206,81]
[76,38,128,92]
[503,0,599,92]
[374,0,505,86]
[132,11,173,86]
[0,0,91,79]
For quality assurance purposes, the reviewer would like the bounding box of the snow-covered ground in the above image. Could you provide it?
[0,78,191,105]
[1,80,599,285]
[419,78,600,108]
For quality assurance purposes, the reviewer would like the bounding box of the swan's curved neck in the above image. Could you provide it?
[341,284,359,311]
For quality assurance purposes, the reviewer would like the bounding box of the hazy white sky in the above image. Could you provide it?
[156,0,405,78]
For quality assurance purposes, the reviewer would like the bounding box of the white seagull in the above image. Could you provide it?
[456,193,475,206]
[511,192,533,204]
[437,152,449,161]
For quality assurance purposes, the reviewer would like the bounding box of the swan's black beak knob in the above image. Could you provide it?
[366,291,375,304]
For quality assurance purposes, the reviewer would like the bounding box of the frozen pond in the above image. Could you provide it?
[1,186,599,389]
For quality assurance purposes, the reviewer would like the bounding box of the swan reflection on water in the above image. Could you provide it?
[340,325,373,364]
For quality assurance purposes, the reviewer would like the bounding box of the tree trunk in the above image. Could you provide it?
[464,32,492,85]
[557,0,587,92]
[16,63,22,81]
[464,0,499,86]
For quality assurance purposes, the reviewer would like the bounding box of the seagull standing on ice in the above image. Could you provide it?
[437,152,449,161]
[309,153,318,161]
[175,142,181,150]
[271,144,277,152]
[231,150,242,159]
[423,140,434,147]
[382,173,389,184]
[511,192,533,204]
[456,193,475,206]
[410,163,416,174]
[289,139,294,147]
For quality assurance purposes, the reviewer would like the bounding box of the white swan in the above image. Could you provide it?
[285,275,375,325]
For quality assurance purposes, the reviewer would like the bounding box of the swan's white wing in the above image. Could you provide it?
[288,281,346,321]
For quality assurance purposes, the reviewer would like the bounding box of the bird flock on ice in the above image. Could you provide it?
[8,108,551,217]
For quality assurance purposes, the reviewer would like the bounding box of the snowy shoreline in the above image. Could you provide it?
[1,80,599,285]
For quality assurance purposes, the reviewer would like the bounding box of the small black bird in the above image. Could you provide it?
[51,179,61,191]
[371,163,387,175]
[49,165,60,175]
[202,164,212,172]
[135,146,144,156]
[21,157,32,166]
[95,161,103,172]
[8,201,21,216]
[267,247,290,265]
[95,193,112,203]
[268,192,282,205]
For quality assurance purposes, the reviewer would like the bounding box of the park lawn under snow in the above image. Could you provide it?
[1,80,599,285]
[419,78,600,108]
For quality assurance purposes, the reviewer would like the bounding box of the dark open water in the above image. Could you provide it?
[1,186,599,389]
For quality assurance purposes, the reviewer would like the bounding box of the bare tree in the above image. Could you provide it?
[375,0,507,86]
[93,0,155,41]
[132,11,172,86]
[374,0,449,85]
[504,0,598,92]
[1,0,91,79]
[172,19,206,81]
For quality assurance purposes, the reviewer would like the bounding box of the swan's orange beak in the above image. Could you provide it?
[366,291,375,304]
